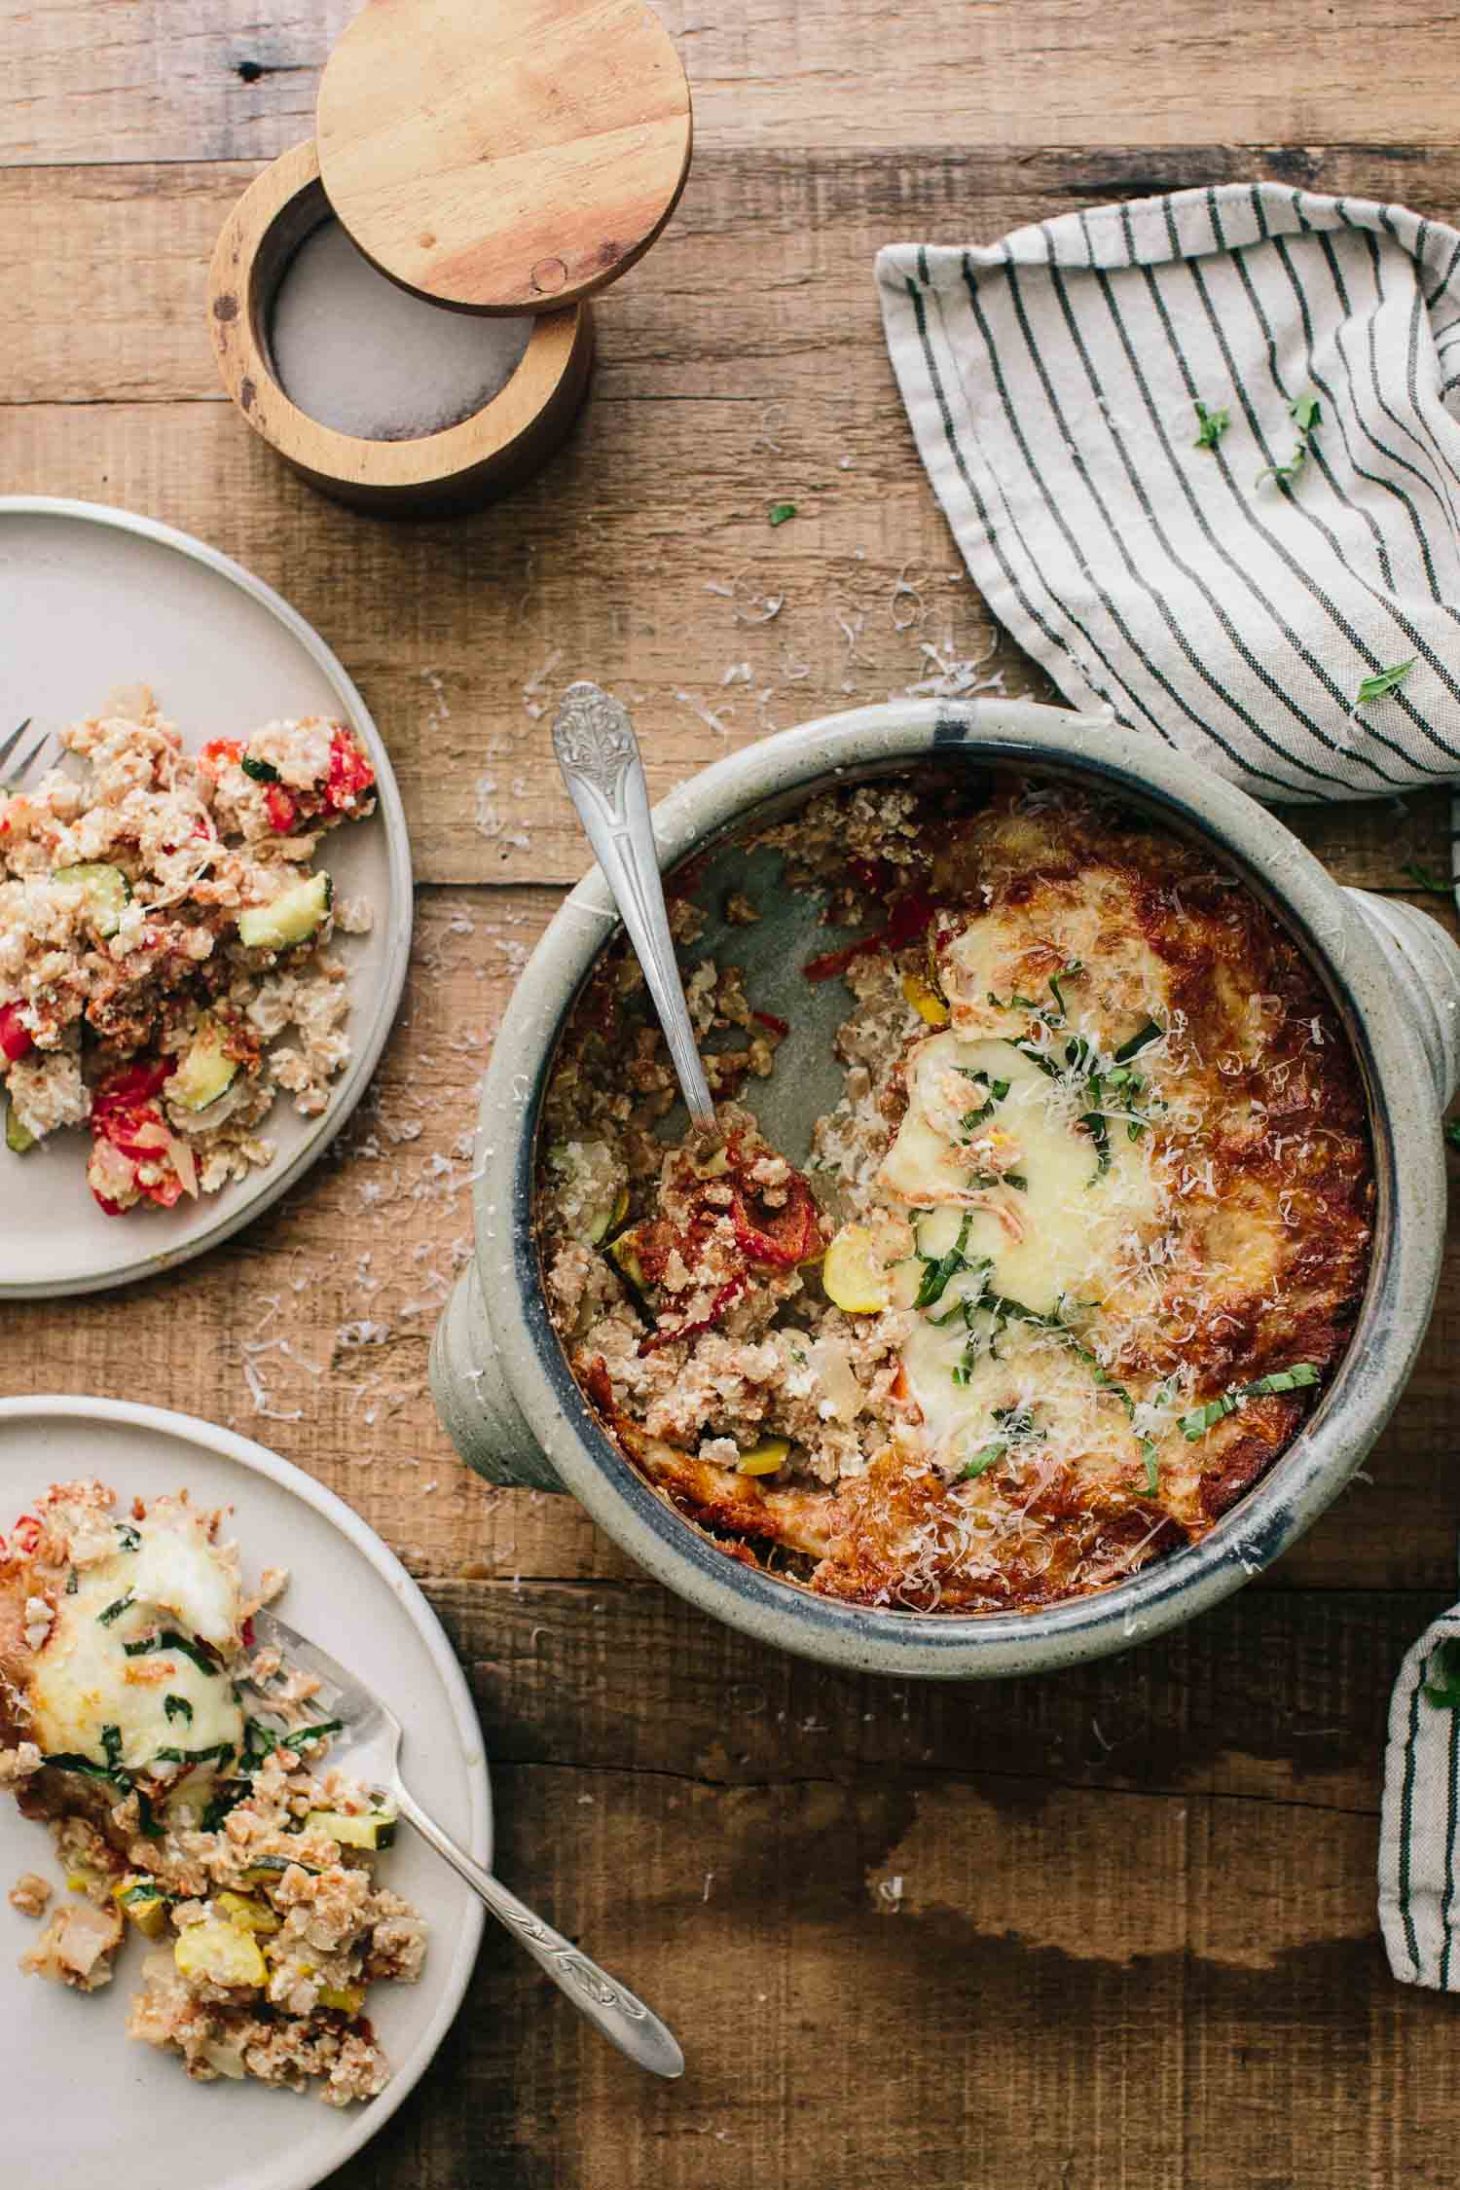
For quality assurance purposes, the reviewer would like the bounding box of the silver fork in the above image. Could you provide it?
[243,1607,684,2079]
[0,719,51,788]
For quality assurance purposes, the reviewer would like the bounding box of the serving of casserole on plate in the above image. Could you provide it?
[0,499,412,1300]
[1,690,379,1215]
[0,1476,424,2104]
[538,765,1374,1615]
[0,1398,488,2190]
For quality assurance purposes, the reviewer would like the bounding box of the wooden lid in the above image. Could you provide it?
[316,0,692,314]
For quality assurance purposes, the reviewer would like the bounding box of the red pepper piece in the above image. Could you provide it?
[729,1171,822,1269]
[750,1009,789,1038]
[88,1059,185,1210]
[0,1002,33,1063]
[322,728,376,815]
[91,1060,170,1118]
[265,783,298,834]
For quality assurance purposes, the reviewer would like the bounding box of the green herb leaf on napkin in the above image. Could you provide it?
[1356,658,1416,706]
[1193,400,1230,450]
[768,501,798,528]
[1256,392,1321,486]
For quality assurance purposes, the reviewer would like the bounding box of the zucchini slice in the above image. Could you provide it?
[53,862,130,939]
[237,871,331,952]
[167,1015,239,1112]
[303,1807,397,1851]
[4,1099,35,1155]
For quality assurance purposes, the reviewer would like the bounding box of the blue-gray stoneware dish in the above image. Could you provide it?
[431,699,1459,1678]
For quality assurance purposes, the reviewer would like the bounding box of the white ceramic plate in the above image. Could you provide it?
[0,1396,489,2190]
[0,498,413,1298]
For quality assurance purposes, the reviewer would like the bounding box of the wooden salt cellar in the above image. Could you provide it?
[207,0,693,516]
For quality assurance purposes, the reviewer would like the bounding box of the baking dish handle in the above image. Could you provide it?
[1345,888,1460,1109]
[430,1257,565,1492]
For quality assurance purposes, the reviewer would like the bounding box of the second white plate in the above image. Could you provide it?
[0,497,413,1297]
[0,1396,489,2190]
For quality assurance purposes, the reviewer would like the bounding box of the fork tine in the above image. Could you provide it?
[12,728,53,785]
[1,724,53,789]
[245,1606,389,1736]
[0,719,33,772]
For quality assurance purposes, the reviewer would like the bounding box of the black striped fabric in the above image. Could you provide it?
[1381,1614,1460,1990]
[877,183,1460,806]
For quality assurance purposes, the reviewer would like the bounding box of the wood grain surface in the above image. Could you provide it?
[4,1,1460,2183]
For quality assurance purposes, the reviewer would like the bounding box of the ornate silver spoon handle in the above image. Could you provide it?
[390,1781,685,2079]
[552,681,716,1127]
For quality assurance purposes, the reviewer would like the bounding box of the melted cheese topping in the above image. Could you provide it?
[881,1032,1160,1313]
[876,1026,1165,1472]
[30,1509,245,1773]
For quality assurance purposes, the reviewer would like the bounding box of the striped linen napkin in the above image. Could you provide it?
[875,182,1460,808]
[1381,1617,1460,1989]
[878,179,1460,1991]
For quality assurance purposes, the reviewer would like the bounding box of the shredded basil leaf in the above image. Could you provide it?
[122,1628,221,1677]
[114,1522,141,1552]
[42,1751,128,1788]
[97,1592,133,1626]
[914,1212,975,1308]
[1113,1019,1164,1063]
[768,501,797,527]
[164,1693,194,1725]
[240,753,281,783]
[277,1718,344,1754]
[1046,961,1082,1020]
[1178,1362,1320,1441]
[959,1071,1010,1129]
[153,1741,236,1770]
[1079,1107,1112,1176]
[957,1439,1007,1478]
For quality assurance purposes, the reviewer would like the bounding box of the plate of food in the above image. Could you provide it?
[0,497,412,1297]
[0,1394,489,2190]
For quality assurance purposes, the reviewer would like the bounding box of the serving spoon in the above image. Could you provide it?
[551,681,716,1129]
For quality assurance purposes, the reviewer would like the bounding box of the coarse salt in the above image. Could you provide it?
[269,218,533,443]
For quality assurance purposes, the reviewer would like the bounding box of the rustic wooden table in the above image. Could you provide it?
[6,4,1460,2183]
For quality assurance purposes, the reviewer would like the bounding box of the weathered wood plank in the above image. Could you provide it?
[318,1582,1460,2190]
[10,147,1460,409]
[8,2,1460,165]
[1,386,1451,892]
[431,1577,1432,1814]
